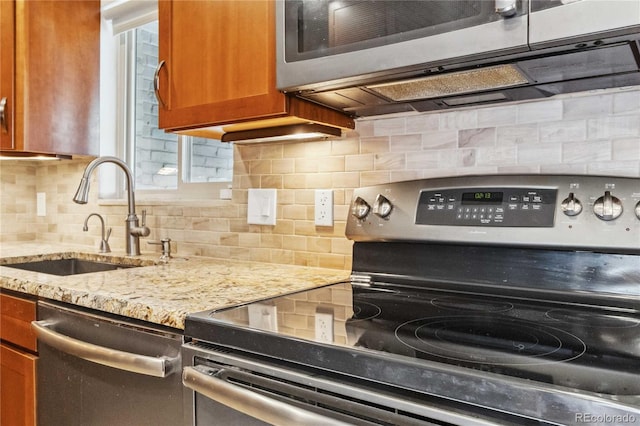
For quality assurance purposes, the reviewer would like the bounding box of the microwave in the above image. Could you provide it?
[276,0,640,116]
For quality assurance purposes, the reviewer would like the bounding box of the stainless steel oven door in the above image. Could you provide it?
[182,342,511,426]
[529,0,640,48]
[276,0,529,91]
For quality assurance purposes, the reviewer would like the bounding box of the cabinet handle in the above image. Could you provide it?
[153,60,167,108]
[495,0,517,17]
[183,366,352,426]
[0,97,7,133]
[32,320,180,378]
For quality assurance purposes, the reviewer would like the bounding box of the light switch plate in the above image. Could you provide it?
[248,304,278,331]
[247,188,277,225]
[36,192,46,217]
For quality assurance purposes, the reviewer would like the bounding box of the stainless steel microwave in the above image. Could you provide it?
[276,0,640,116]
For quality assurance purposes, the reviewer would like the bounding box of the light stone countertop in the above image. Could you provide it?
[0,242,350,330]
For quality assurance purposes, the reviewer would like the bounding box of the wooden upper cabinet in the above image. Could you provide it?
[0,0,100,156]
[0,0,15,150]
[157,0,353,137]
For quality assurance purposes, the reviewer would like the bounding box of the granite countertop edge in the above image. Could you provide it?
[0,243,350,330]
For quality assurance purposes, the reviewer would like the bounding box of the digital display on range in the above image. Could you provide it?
[461,192,503,204]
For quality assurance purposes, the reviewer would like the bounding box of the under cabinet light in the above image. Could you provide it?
[221,123,342,144]
[0,153,71,161]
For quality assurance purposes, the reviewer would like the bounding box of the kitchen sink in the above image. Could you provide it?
[3,258,139,276]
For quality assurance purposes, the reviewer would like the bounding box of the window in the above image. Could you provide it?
[101,4,232,199]
[129,22,233,191]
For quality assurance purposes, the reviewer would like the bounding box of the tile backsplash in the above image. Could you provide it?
[1,86,639,270]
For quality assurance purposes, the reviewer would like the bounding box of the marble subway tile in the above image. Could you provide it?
[517,99,562,124]
[390,134,422,151]
[477,105,517,127]
[374,152,406,170]
[612,138,640,161]
[539,120,586,143]
[360,136,390,153]
[518,144,562,165]
[372,116,406,136]
[613,89,640,114]
[496,124,538,146]
[587,116,640,140]
[406,113,439,133]
[476,146,516,166]
[345,154,374,171]
[421,130,458,150]
[459,127,496,148]
[563,141,612,163]
[563,95,612,119]
[439,109,478,130]
[587,161,640,177]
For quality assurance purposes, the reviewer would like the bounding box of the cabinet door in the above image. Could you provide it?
[158,0,287,131]
[0,293,38,352]
[1,343,37,426]
[0,0,14,150]
[3,0,100,156]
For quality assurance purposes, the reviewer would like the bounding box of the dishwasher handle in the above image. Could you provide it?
[32,320,179,378]
[183,366,352,426]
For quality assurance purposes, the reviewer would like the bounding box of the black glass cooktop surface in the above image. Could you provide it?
[187,280,640,396]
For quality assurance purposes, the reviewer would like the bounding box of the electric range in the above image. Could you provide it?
[184,175,640,425]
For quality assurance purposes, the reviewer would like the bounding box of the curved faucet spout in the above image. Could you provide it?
[73,156,136,216]
[73,156,149,256]
[83,213,111,253]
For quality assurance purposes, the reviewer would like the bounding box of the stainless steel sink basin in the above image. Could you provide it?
[3,258,138,276]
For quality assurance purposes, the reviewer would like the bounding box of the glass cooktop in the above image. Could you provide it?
[187,280,640,397]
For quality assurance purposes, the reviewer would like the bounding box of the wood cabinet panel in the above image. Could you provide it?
[0,293,37,353]
[0,0,15,150]
[0,0,100,156]
[0,293,37,426]
[158,0,353,135]
[0,343,37,426]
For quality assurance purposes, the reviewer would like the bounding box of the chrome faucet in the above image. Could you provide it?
[73,156,150,256]
[83,213,112,253]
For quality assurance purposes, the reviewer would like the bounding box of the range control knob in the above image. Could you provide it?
[561,192,582,216]
[635,201,640,219]
[351,196,371,220]
[593,191,623,221]
[373,194,393,219]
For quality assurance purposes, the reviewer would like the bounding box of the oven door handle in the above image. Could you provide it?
[31,320,179,378]
[182,366,352,426]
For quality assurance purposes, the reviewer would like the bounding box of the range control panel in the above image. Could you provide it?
[345,175,640,251]
[416,188,557,227]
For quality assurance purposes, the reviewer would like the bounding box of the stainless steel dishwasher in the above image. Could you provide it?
[33,300,183,426]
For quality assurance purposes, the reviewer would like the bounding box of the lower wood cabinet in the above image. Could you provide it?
[1,343,37,426]
[0,293,37,426]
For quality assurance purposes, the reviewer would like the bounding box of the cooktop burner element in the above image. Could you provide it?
[545,309,640,328]
[431,296,514,313]
[394,315,587,366]
[186,174,640,425]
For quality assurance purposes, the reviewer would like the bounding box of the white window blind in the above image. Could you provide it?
[101,0,158,35]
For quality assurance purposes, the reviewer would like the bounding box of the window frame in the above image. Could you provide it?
[100,11,232,202]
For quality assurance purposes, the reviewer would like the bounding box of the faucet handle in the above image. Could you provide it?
[141,209,147,226]
[105,227,112,242]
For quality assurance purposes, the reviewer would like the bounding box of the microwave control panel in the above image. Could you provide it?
[416,188,557,227]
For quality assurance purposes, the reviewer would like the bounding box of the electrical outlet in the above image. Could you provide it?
[315,311,334,343]
[315,189,334,226]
